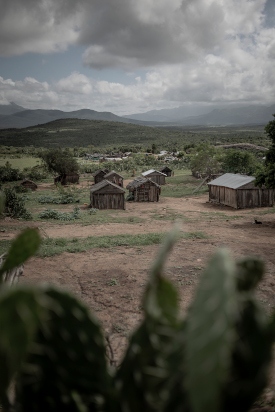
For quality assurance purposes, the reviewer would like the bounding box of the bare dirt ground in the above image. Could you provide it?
[2,190,275,409]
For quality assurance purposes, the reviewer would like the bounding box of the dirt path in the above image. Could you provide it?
[2,193,275,405]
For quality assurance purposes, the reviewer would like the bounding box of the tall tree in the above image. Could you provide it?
[256,114,275,188]
[40,149,79,176]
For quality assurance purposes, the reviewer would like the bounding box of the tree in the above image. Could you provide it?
[221,149,260,175]
[189,143,222,178]
[39,149,79,176]
[256,114,275,188]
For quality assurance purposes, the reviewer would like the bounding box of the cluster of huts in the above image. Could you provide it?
[90,169,274,210]
[90,167,172,209]
[20,168,274,211]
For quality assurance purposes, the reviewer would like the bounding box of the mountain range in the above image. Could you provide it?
[0,101,274,129]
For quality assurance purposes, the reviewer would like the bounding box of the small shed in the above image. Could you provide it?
[208,173,274,209]
[20,179,37,191]
[160,166,173,177]
[126,177,161,202]
[104,170,124,187]
[141,169,166,185]
[90,180,125,210]
[93,169,110,184]
[54,173,79,185]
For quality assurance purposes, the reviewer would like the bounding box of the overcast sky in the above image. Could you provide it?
[0,0,275,115]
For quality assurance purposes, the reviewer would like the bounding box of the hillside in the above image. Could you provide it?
[0,105,155,129]
[0,118,268,149]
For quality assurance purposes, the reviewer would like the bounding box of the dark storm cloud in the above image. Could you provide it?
[79,0,227,69]
[0,0,84,55]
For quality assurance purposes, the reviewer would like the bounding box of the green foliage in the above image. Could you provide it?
[39,148,79,176]
[0,228,275,412]
[38,185,80,204]
[38,207,80,221]
[256,114,275,188]
[23,165,49,181]
[189,144,222,177]
[0,162,24,182]
[0,120,268,151]
[3,187,32,219]
[0,229,40,283]
[221,149,261,175]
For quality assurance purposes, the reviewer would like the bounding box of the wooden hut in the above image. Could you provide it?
[104,170,124,187]
[20,179,37,191]
[141,169,166,185]
[54,173,79,185]
[160,166,173,177]
[90,180,125,210]
[208,173,274,209]
[93,169,110,184]
[126,177,161,202]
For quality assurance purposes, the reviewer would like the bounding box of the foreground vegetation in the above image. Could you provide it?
[0,227,274,412]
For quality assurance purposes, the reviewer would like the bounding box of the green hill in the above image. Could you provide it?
[0,118,267,150]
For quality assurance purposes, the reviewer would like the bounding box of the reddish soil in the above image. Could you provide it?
[1,191,275,408]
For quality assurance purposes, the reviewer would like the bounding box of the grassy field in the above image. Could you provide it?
[0,156,41,169]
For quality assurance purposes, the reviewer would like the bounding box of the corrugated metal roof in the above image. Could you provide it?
[90,180,125,193]
[208,173,255,189]
[142,169,166,177]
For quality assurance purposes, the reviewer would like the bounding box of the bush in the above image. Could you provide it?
[23,165,49,181]
[38,207,80,221]
[0,229,275,411]
[3,187,32,219]
[0,162,24,182]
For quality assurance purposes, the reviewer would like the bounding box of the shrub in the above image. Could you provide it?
[23,165,49,181]
[0,162,24,182]
[3,187,32,219]
[38,207,80,221]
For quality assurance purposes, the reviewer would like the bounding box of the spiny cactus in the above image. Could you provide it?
[15,287,115,412]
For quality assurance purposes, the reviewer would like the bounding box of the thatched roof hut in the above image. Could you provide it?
[126,177,161,202]
[20,179,37,191]
[141,169,166,185]
[90,180,125,210]
[104,170,124,187]
[208,173,274,209]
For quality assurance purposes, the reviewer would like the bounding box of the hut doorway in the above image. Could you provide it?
[149,186,158,202]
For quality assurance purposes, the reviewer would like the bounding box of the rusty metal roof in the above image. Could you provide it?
[208,173,255,189]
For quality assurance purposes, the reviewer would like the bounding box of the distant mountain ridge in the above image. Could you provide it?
[0,104,148,129]
[0,102,274,129]
[126,104,275,125]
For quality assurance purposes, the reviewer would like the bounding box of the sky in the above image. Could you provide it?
[0,0,275,116]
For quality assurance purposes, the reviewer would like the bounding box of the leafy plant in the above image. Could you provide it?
[3,187,32,220]
[0,162,24,182]
[38,207,80,221]
[0,227,275,412]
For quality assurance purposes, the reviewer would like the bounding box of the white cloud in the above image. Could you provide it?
[0,0,274,114]
[56,72,92,94]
